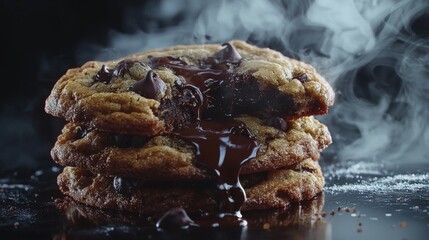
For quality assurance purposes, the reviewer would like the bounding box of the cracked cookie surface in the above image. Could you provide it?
[45,40,334,136]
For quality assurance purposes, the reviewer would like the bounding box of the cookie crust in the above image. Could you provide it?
[51,116,331,181]
[57,159,324,214]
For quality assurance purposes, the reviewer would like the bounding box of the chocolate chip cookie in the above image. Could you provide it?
[45,40,334,136]
[51,116,331,181]
[57,159,324,215]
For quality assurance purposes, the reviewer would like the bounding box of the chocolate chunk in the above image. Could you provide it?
[132,70,166,100]
[263,117,288,131]
[213,43,242,62]
[93,65,113,83]
[156,208,194,229]
[294,73,309,83]
[113,177,136,195]
[75,126,88,139]
[113,60,149,79]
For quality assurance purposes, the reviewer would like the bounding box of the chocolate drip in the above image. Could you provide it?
[153,47,260,227]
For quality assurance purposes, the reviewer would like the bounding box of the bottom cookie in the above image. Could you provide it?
[58,159,324,214]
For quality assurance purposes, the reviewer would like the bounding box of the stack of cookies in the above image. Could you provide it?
[45,40,334,223]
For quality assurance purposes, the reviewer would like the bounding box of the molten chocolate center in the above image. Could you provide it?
[152,44,260,227]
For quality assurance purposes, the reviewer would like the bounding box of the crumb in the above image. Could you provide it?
[358,222,362,226]
[337,207,342,212]
[321,212,327,217]
[351,207,357,213]
[8,207,14,212]
[14,222,19,229]
[357,227,362,233]
[330,211,335,216]
[396,197,402,202]
[263,223,270,230]
[344,207,350,213]
[400,222,407,228]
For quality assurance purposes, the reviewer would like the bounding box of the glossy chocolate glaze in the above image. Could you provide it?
[152,43,260,227]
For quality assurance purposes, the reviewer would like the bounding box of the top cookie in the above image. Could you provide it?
[45,40,334,135]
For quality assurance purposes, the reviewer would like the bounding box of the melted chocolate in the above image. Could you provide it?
[174,121,259,227]
[153,43,261,227]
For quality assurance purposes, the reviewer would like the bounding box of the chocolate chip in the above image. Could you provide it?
[301,166,315,174]
[132,70,167,100]
[75,126,88,139]
[294,73,309,83]
[263,117,287,131]
[113,177,136,195]
[113,60,149,79]
[156,208,194,229]
[93,65,113,83]
[213,42,242,62]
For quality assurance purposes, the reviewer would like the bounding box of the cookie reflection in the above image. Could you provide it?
[54,194,329,240]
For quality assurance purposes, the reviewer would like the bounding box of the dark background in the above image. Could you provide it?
[1,0,159,173]
[1,0,429,174]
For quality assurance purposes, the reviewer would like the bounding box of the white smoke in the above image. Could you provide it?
[76,0,429,164]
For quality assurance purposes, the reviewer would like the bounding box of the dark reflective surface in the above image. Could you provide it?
[1,162,428,240]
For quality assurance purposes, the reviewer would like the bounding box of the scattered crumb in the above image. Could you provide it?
[344,207,350,213]
[330,211,335,216]
[357,227,363,233]
[400,222,407,228]
[337,207,342,212]
[14,222,19,229]
[8,207,15,212]
[358,222,362,226]
[396,197,402,202]
[263,223,270,230]
[321,212,327,217]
